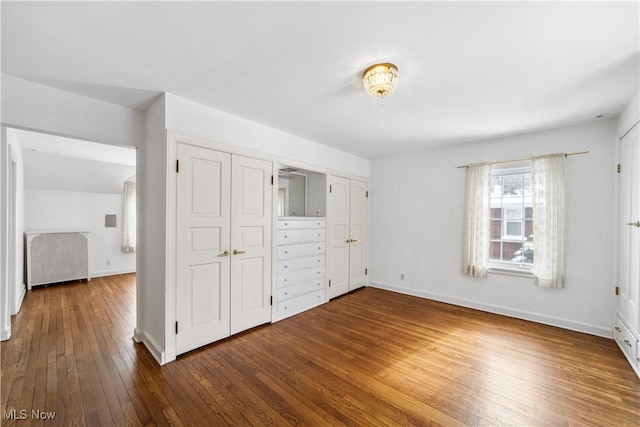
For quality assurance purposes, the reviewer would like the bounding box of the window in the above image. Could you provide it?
[489,168,533,269]
[464,154,566,286]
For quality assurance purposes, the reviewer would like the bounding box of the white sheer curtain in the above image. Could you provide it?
[531,154,566,287]
[122,180,136,253]
[463,163,492,277]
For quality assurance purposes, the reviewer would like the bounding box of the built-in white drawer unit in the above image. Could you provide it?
[277,255,325,274]
[614,316,639,372]
[278,242,325,260]
[277,229,325,245]
[277,290,325,316]
[274,218,327,321]
[278,219,325,230]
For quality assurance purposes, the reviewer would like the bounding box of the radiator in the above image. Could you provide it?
[25,231,90,289]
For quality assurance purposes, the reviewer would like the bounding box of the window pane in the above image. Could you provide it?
[525,219,533,240]
[490,207,501,219]
[506,221,522,236]
[505,207,522,219]
[490,241,501,260]
[525,206,533,219]
[502,242,521,260]
[501,174,524,195]
[490,219,502,239]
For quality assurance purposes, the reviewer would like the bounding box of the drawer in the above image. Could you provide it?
[278,219,326,230]
[278,242,325,260]
[278,229,325,244]
[614,317,637,362]
[277,256,325,274]
[277,278,325,301]
[277,289,325,315]
[277,267,325,288]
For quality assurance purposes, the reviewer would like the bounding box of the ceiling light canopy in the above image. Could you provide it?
[362,63,399,99]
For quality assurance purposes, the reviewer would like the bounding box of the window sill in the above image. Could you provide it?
[488,266,534,278]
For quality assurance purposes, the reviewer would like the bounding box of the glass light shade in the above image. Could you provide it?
[362,63,399,98]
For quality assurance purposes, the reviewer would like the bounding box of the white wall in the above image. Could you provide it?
[164,93,370,178]
[24,189,136,277]
[617,90,639,137]
[1,75,144,148]
[1,127,11,340]
[135,94,167,363]
[369,119,617,337]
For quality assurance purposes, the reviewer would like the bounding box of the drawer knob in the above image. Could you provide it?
[284,291,288,295]
[624,339,632,347]
[284,222,288,226]
[317,283,321,286]
[284,235,288,238]
[317,259,321,262]
[615,326,622,333]
[318,247,321,250]
[284,250,288,254]
[284,265,288,269]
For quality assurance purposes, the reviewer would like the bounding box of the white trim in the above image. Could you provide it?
[14,284,26,314]
[133,328,165,365]
[368,281,613,338]
[90,268,136,278]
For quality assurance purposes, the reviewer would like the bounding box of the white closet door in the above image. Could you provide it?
[349,180,368,290]
[230,155,273,335]
[176,144,231,355]
[327,176,350,299]
[618,125,640,331]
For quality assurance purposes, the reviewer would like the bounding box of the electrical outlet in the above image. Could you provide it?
[106,260,111,266]
[400,273,405,280]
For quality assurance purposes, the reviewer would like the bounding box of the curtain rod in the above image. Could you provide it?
[457,151,589,169]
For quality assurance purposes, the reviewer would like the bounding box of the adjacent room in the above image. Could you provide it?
[1,1,639,426]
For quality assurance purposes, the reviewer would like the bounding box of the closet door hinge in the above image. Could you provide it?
[365,268,368,275]
[271,175,274,186]
[270,296,273,306]
[617,163,621,173]
[175,321,179,334]
[328,279,331,287]
[329,184,332,193]
[366,191,369,198]
[176,159,180,173]
[615,286,619,296]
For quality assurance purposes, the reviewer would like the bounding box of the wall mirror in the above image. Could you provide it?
[278,168,307,217]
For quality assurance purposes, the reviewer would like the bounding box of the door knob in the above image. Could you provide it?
[218,250,229,257]
[233,249,246,255]
[627,221,640,228]
[350,239,358,243]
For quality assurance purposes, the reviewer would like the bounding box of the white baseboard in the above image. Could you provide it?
[368,281,613,339]
[91,268,136,278]
[133,328,165,365]
[14,284,25,314]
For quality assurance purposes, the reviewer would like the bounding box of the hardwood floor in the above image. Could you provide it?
[2,274,639,426]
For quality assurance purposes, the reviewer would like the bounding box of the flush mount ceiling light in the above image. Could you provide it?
[362,63,399,99]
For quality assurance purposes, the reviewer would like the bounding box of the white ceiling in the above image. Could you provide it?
[2,1,639,159]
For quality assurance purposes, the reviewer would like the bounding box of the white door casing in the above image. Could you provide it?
[327,176,350,299]
[349,180,368,291]
[230,155,273,335]
[618,124,640,331]
[176,144,231,355]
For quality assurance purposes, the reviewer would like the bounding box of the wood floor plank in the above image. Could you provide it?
[2,274,639,426]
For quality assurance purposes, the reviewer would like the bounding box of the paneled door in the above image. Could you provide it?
[327,176,350,299]
[618,124,640,331]
[230,155,273,335]
[349,180,368,291]
[176,144,231,355]
[327,176,368,299]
